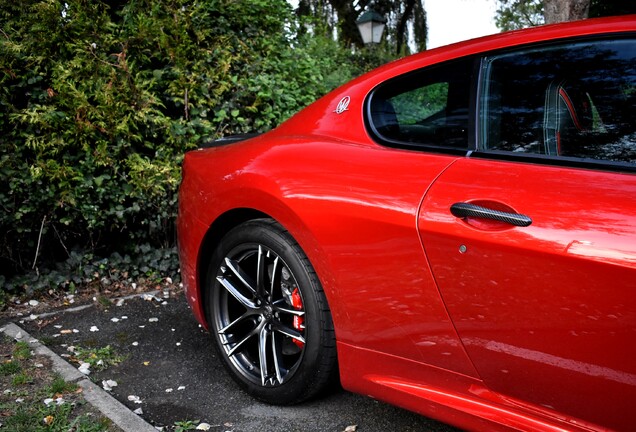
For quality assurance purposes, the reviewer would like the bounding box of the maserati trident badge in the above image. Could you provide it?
[334,96,351,114]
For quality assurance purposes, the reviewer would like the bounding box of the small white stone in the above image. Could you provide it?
[102,380,118,391]
[196,423,212,431]
[78,363,91,375]
[127,395,143,404]
[134,407,144,415]
[90,326,99,332]
[29,300,39,306]
[148,318,159,322]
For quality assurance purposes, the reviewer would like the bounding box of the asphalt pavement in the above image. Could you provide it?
[7,289,459,432]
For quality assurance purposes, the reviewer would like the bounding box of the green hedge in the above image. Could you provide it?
[0,0,395,296]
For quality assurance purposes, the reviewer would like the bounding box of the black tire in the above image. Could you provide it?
[204,219,337,404]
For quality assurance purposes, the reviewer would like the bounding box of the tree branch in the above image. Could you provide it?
[32,215,46,271]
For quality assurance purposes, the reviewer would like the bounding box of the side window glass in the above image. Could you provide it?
[480,38,636,165]
[368,58,473,150]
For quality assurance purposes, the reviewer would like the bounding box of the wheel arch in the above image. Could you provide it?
[196,208,270,326]
[194,204,342,334]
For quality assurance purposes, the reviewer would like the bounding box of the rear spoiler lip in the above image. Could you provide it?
[199,133,262,149]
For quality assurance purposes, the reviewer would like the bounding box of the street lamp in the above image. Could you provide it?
[355,9,386,45]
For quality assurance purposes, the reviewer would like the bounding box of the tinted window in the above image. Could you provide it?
[480,38,636,164]
[367,58,473,150]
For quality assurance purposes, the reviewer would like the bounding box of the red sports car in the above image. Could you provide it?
[177,16,636,431]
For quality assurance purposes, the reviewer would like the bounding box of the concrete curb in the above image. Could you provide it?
[1,322,157,432]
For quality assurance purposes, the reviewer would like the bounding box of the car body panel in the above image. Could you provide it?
[177,16,636,432]
[419,158,636,430]
[179,137,481,376]
[338,342,604,432]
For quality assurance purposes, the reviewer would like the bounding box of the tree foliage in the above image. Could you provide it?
[496,0,636,30]
[296,0,427,55]
[0,0,368,287]
[495,0,544,30]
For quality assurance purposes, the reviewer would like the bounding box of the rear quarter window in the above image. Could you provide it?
[366,57,475,152]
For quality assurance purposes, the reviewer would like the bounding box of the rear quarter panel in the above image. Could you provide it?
[178,134,481,376]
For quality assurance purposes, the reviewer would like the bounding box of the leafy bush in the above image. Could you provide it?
[1,245,180,301]
[0,0,396,298]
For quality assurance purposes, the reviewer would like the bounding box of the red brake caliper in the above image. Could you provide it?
[291,288,305,349]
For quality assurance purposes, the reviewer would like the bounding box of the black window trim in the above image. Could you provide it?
[469,149,636,174]
[472,32,636,174]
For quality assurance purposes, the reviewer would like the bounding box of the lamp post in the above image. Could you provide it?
[355,8,387,45]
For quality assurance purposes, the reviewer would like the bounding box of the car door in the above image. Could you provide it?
[419,37,636,430]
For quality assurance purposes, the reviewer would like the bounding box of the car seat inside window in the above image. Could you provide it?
[368,57,473,151]
[480,38,636,165]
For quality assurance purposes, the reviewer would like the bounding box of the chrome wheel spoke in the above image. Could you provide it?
[226,322,262,357]
[273,321,306,344]
[217,275,257,310]
[272,299,305,317]
[218,311,255,335]
[271,331,285,384]
[269,255,280,295]
[224,257,258,296]
[258,325,271,386]
[256,246,268,297]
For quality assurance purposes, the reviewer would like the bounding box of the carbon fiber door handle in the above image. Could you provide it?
[450,202,532,227]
